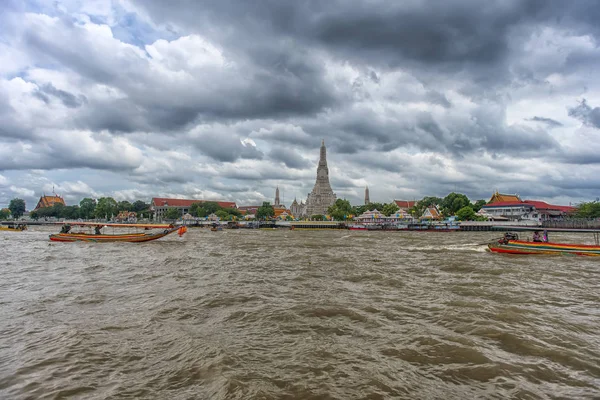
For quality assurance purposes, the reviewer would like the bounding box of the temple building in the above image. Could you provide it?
[303,140,337,216]
[365,186,370,205]
[488,191,521,204]
[34,193,66,211]
[290,198,305,217]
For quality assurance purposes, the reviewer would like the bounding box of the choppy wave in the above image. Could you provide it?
[0,228,599,399]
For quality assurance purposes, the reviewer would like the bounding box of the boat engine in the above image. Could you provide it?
[500,232,519,244]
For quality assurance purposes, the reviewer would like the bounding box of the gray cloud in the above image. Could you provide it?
[568,99,600,128]
[268,146,311,169]
[527,116,563,127]
[35,83,86,108]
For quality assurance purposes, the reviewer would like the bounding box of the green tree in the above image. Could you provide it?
[328,199,353,221]
[472,199,487,212]
[63,205,80,219]
[202,201,222,214]
[164,207,181,220]
[441,192,470,216]
[352,204,369,216]
[411,196,442,217]
[52,202,65,218]
[223,207,242,217]
[132,200,148,212]
[575,201,600,218]
[79,198,96,219]
[382,202,400,216]
[117,200,133,212]
[311,214,326,220]
[190,203,207,218]
[94,197,118,219]
[215,210,229,220]
[8,198,26,219]
[256,202,275,220]
[0,208,10,220]
[456,206,476,221]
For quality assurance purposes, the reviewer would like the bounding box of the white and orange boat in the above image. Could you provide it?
[488,231,600,256]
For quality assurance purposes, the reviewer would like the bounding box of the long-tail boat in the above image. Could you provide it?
[488,231,600,256]
[0,223,27,231]
[49,222,187,243]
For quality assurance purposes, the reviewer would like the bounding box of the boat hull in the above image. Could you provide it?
[488,240,600,256]
[49,227,184,243]
[0,226,26,231]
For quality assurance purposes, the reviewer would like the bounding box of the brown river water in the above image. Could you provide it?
[1,227,599,399]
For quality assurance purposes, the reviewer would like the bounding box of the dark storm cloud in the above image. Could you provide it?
[35,83,86,108]
[268,146,311,169]
[568,99,600,129]
[527,116,563,127]
[20,14,339,132]
[189,131,263,162]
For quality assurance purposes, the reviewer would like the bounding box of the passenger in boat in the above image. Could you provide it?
[532,231,542,242]
[60,224,71,234]
[543,230,549,242]
[95,225,102,235]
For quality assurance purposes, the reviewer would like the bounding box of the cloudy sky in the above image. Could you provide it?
[2,0,600,209]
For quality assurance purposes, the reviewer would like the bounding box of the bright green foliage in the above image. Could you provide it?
[411,196,442,217]
[472,199,487,212]
[215,210,230,220]
[575,201,600,218]
[164,207,181,220]
[223,207,242,217]
[456,206,476,221]
[441,192,471,216]
[382,202,399,216]
[190,202,206,217]
[310,214,326,220]
[202,202,222,215]
[79,198,96,219]
[257,202,275,220]
[94,197,118,219]
[328,199,353,221]
[8,198,26,219]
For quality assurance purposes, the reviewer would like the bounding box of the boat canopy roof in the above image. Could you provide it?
[493,226,600,233]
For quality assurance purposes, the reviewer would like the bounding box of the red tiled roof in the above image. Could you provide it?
[151,198,237,209]
[482,200,576,213]
[34,195,66,211]
[394,200,416,209]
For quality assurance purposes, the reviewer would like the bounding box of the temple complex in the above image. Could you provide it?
[34,193,66,211]
[303,140,337,216]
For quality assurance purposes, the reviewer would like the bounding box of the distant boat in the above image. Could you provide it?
[49,222,186,243]
[488,232,600,256]
[0,223,27,232]
[348,224,368,231]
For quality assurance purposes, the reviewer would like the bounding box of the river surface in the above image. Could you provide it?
[1,227,599,399]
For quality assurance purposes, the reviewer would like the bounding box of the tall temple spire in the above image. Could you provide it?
[365,186,370,205]
[319,139,327,168]
[275,186,280,206]
[304,140,336,216]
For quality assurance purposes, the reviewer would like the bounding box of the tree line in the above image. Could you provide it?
[326,192,488,221]
[28,198,151,220]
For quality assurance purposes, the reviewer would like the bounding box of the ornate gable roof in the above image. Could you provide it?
[34,195,66,211]
[488,191,521,204]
